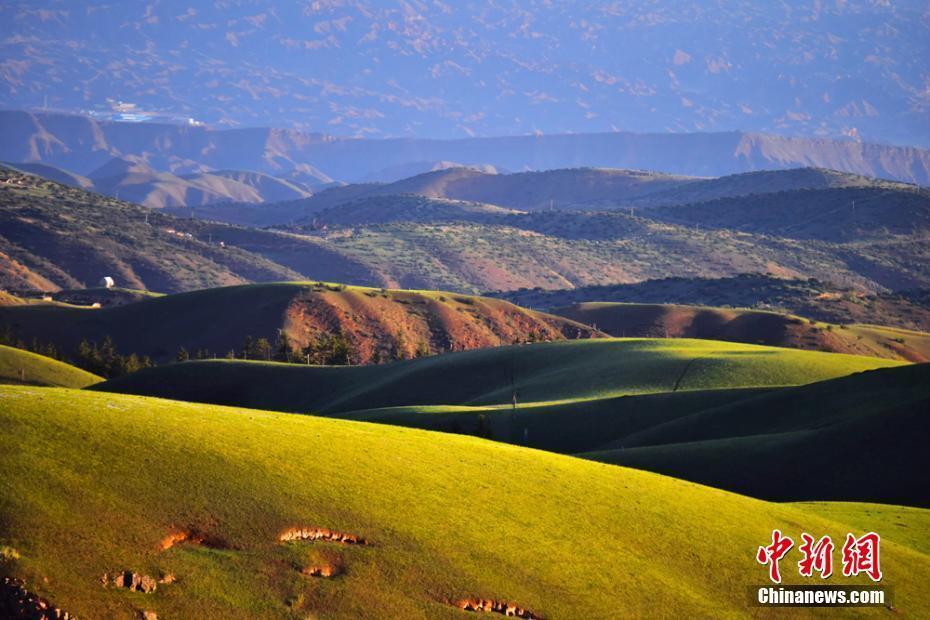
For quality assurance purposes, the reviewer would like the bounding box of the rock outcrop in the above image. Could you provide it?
[278,527,368,546]
[453,597,543,619]
[101,572,157,594]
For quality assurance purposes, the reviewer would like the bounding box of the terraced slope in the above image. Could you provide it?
[553,302,930,362]
[0,344,100,387]
[95,338,902,414]
[0,283,599,364]
[1,387,928,618]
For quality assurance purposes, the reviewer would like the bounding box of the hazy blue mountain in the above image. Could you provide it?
[1,1,928,148]
[3,111,930,186]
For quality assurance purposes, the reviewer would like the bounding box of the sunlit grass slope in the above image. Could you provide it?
[0,344,100,387]
[96,338,903,414]
[2,387,929,618]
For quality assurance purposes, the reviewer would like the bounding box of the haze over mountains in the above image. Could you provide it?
[3,111,930,194]
[2,1,929,149]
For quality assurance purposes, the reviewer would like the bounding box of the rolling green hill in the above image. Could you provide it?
[582,363,930,507]
[0,344,100,387]
[552,302,930,362]
[2,386,928,618]
[95,338,902,414]
[0,282,598,365]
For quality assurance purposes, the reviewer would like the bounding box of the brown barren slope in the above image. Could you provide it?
[554,302,930,362]
[0,283,601,364]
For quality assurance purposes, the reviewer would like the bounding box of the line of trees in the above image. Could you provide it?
[0,326,152,378]
[176,331,360,366]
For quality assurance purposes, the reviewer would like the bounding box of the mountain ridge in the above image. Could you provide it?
[3,111,930,185]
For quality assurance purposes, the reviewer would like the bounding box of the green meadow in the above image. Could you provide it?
[97,338,902,414]
[0,344,101,388]
[2,386,929,618]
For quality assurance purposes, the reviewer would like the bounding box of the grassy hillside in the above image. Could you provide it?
[0,282,599,364]
[495,274,930,332]
[95,338,902,414]
[0,344,100,387]
[2,386,929,618]
[290,363,929,507]
[583,363,930,507]
[553,302,930,361]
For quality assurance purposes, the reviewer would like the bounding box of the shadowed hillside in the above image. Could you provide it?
[95,338,901,415]
[553,302,930,362]
[583,364,930,507]
[495,274,930,332]
[0,283,599,365]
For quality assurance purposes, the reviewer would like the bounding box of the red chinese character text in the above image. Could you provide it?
[757,529,794,583]
[841,532,882,582]
[798,533,834,578]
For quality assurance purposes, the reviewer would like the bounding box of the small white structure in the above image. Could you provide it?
[99,276,115,289]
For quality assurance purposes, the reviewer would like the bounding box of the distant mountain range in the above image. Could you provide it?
[2,111,930,194]
[3,164,929,297]
[4,159,319,208]
[2,1,928,148]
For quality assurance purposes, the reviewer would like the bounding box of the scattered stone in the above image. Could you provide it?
[102,572,158,593]
[159,528,224,551]
[1,576,75,619]
[279,527,368,546]
[302,564,342,578]
[158,573,176,585]
[453,597,543,619]
[139,610,157,620]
